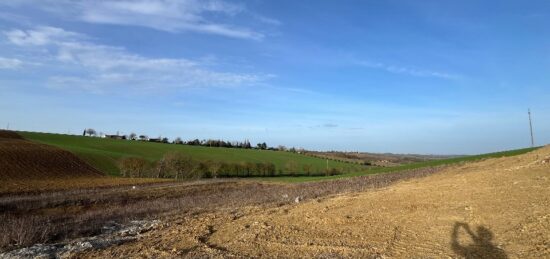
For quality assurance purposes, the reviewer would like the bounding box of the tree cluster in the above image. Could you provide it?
[83,128,278,151]
[118,153,345,179]
[118,152,281,180]
[185,139,254,149]
[118,157,150,178]
[83,128,97,137]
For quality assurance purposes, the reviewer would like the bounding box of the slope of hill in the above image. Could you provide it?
[19,131,360,176]
[0,130,104,180]
[304,150,459,166]
[80,145,550,258]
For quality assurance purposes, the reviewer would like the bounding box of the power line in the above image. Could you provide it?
[528,109,534,147]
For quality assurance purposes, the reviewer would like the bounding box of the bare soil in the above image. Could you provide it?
[0,166,443,252]
[0,130,171,195]
[81,146,550,258]
[0,130,103,180]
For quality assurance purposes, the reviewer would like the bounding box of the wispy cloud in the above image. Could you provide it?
[0,11,31,25]
[308,123,339,129]
[0,57,23,69]
[322,123,338,128]
[1,0,266,40]
[5,26,85,46]
[355,60,460,80]
[253,14,282,26]
[4,26,270,93]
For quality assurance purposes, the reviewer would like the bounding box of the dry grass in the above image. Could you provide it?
[0,166,444,252]
[0,178,171,195]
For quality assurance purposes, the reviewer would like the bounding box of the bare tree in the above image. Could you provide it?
[161,152,194,180]
[85,128,96,137]
[208,161,222,178]
[118,157,151,177]
[285,160,299,176]
[129,132,137,140]
[174,137,184,144]
[303,164,313,176]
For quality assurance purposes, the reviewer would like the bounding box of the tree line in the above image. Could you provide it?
[83,128,277,150]
[118,152,344,179]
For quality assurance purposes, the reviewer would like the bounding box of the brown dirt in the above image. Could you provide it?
[0,130,128,194]
[0,177,172,195]
[82,146,550,258]
[0,130,104,181]
[0,167,442,251]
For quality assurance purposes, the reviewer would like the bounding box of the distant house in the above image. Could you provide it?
[149,138,161,143]
[105,135,124,140]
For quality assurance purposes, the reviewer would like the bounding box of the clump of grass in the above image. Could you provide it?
[0,215,52,250]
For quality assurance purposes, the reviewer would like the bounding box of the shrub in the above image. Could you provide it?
[0,215,51,249]
[285,160,299,176]
[191,161,209,179]
[325,167,342,176]
[303,164,313,176]
[159,152,194,180]
[207,161,222,178]
[118,157,151,178]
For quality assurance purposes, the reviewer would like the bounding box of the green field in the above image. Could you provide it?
[20,131,361,176]
[19,131,540,182]
[262,146,541,182]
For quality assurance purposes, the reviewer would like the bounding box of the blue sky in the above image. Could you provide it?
[0,0,549,154]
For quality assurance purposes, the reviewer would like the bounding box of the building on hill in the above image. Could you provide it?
[105,135,126,140]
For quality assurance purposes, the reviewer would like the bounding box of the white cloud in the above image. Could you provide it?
[0,57,23,69]
[4,26,270,92]
[2,0,265,40]
[356,60,460,80]
[5,26,85,46]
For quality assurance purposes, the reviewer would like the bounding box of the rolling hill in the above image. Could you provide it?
[19,131,361,176]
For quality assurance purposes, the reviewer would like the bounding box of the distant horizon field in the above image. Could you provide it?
[19,131,362,177]
[261,146,541,182]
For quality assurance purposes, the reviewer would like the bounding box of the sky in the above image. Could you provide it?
[0,0,549,154]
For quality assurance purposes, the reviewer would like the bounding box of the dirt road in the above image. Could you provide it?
[84,146,550,258]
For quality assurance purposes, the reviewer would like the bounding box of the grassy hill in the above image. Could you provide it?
[20,131,361,176]
[18,131,540,182]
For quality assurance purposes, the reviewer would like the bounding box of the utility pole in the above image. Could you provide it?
[528,109,534,147]
[6,123,9,130]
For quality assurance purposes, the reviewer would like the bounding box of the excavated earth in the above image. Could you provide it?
[79,146,550,258]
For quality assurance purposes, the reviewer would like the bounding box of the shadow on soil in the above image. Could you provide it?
[451,222,507,259]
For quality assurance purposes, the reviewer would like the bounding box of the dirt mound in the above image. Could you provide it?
[0,131,104,180]
[0,130,23,139]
